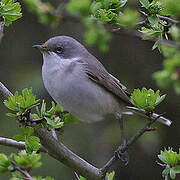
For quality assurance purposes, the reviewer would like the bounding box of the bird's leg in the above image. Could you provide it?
[115,113,129,165]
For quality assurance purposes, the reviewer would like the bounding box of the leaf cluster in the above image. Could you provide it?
[66,0,139,51]
[0,151,54,179]
[90,0,127,24]
[130,88,166,112]
[4,88,40,115]
[158,148,180,179]
[0,0,22,26]
[13,127,41,154]
[34,101,65,130]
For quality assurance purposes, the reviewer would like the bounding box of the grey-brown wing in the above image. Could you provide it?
[79,58,134,106]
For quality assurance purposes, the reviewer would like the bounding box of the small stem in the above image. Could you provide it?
[74,171,80,180]
[12,161,34,180]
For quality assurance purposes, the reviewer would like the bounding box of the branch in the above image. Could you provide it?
[0,137,47,152]
[0,81,162,180]
[100,116,159,175]
[108,27,180,49]
[0,82,103,180]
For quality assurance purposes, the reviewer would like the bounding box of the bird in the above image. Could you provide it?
[32,36,172,128]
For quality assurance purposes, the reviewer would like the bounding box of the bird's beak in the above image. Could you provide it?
[32,44,50,54]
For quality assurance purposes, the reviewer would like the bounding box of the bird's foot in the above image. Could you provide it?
[115,140,129,166]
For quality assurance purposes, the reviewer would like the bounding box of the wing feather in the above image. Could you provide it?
[77,58,134,106]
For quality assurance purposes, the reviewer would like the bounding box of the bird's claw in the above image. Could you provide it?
[115,140,129,166]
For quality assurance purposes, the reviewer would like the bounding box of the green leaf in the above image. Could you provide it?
[162,168,170,177]
[14,151,42,168]
[26,136,41,153]
[62,113,79,124]
[158,151,169,164]
[44,117,64,130]
[130,88,166,111]
[173,165,180,173]
[170,168,176,179]
[4,89,40,113]
[0,0,22,26]
[0,154,11,173]
[79,176,86,180]
[139,0,150,9]
[155,94,166,106]
[152,40,160,50]
[13,135,25,142]
[106,171,115,180]
[40,100,46,117]
[119,0,127,8]
[148,15,159,25]
[6,112,17,118]
[21,127,34,136]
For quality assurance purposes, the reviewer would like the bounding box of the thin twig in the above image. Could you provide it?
[0,137,47,152]
[11,161,34,180]
[74,171,80,180]
[109,28,180,49]
[100,115,161,176]
[157,15,180,24]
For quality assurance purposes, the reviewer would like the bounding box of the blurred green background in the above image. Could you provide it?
[0,0,179,179]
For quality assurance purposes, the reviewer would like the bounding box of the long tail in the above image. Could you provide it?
[126,106,172,126]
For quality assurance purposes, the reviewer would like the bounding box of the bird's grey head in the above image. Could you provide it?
[33,36,88,60]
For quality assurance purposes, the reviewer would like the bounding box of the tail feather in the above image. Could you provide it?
[126,106,172,126]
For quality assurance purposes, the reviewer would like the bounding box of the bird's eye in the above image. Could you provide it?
[55,46,63,54]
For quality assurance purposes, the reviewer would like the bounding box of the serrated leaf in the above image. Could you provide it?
[170,168,176,179]
[13,135,25,142]
[26,136,41,153]
[139,0,150,9]
[0,0,22,26]
[131,88,166,111]
[14,150,41,168]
